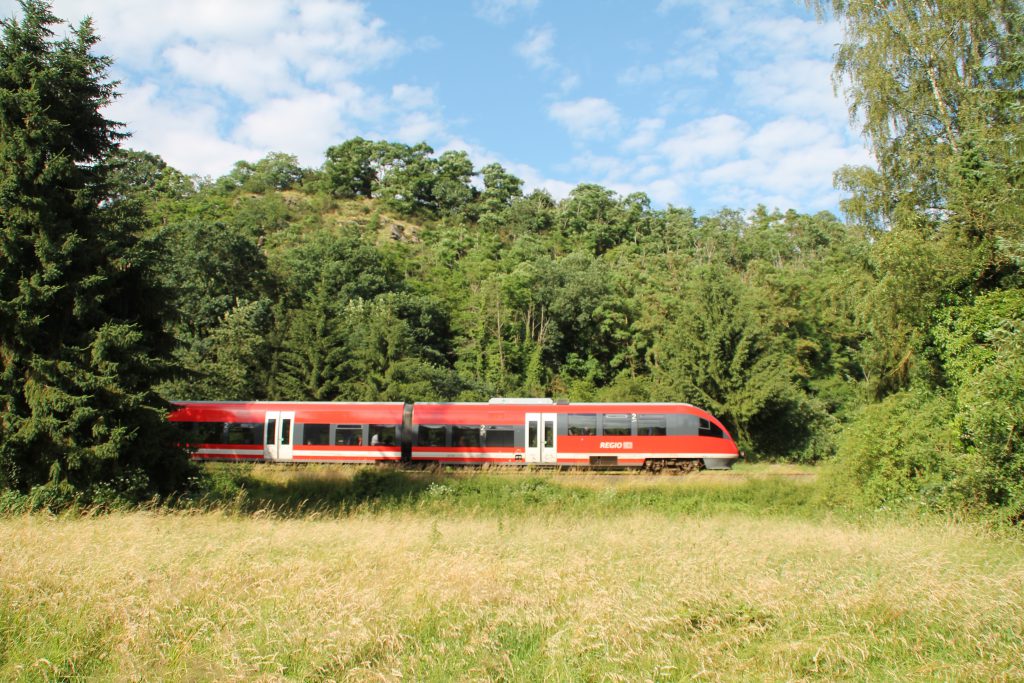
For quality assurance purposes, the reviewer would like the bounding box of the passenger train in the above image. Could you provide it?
[169,398,739,471]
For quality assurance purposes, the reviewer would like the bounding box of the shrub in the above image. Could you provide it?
[827,389,975,512]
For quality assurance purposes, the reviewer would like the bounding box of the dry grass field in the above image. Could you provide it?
[2,466,1023,681]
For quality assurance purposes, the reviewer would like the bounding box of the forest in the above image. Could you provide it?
[1,0,1022,520]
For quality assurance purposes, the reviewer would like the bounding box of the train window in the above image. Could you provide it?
[699,418,724,438]
[568,413,597,436]
[281,419,292,445]
[637,415,667,436]
[302,424,331,445]
[177,421,225,444]
[544,421,554,448]
[369,425,397,446]
[226,422,263,445]
[418,425,446,447]
[602,414,631,436]
[452,425,481,448]
[528,422,538,448]
[334,425,363,446]
[484,426,515,448]
[266,419,276,444]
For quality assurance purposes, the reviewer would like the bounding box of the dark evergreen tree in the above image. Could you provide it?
[0,1,190,503]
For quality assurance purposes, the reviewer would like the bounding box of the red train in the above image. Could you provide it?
[169,398,739,471]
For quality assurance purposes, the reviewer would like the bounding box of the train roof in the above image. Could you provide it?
[412,401,714,424]
[169,401,405,423]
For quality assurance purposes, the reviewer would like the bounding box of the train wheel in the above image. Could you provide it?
[643,459,703,475]
[643,459,664,474]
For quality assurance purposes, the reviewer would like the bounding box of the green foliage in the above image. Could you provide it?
[817,0,1020,222]
[189,463,826,519]
[217,152,306,194]
[936,289,1024,517]
[106,149,196,206]
[321,136,378,198]
[157,219,271,340]
[0,1,191,503]
[828,389,972,512]
[433,150,476,215]
[812,0,1024,514]
[274,283,349,401]
[185,298,276,400]
[651,263,827,459]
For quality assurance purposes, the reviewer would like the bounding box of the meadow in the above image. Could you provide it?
[2,465,1023,681]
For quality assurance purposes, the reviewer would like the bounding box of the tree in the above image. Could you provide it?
[373,141,439,216]
[558,184,628,255]
[275,282,349,402]
[650,264,817,457]
[322,137,378,198]
[818,0,1021,222]
[0,1,190,502]
[935,289,1024,516]
[477,162,525,230]
[156,219,270,342]
[106,149,195,206]
[815,0,1024,510]
[433,150,476,216]
[479,163,524,211]
[218,152,305,194]
[817,0,1024,391]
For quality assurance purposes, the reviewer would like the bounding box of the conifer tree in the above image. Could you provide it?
[0,1,190,503]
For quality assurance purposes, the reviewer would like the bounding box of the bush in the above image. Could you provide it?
[936,289,1024,521]
[826,389,976,512]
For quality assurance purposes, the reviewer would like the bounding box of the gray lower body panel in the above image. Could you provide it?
[702,457,734,470]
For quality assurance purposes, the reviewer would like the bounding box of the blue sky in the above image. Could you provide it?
[3,0,872,214]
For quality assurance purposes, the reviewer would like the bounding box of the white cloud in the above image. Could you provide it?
[163,44,292,102]
[106,83,259,177]
[391,84,437,110]
[655,0,689,13]
[473,0,540,24]
[516,25,579,93]
[745,117,834,158]
[620,118,665,152]
[660,115,748,169]
[549,98,622,140]
[735,59,846,123]
[2,0,868,214]
[617,64,664,86]
[42,0,288,65]
[559,73,581,91]
[647,177,686,205]
[235,91,354,165]
[565,152,632,181]
[26,0,404,87]
[394,111,446,144]
[618,54,718,85]
[0,0,413,179]
[516,26,556,69]
[745,16,842,58]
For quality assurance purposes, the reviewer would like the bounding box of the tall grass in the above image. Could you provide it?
[2,509,1022,680]
[2,465,1022,680]
[183,462,829,520]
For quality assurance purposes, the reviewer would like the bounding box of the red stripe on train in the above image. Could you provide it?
[191,452,264,461]
[293,454,401,462]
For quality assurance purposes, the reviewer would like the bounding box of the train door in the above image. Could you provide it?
[524,412,557,464]
[264,410,295,461]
